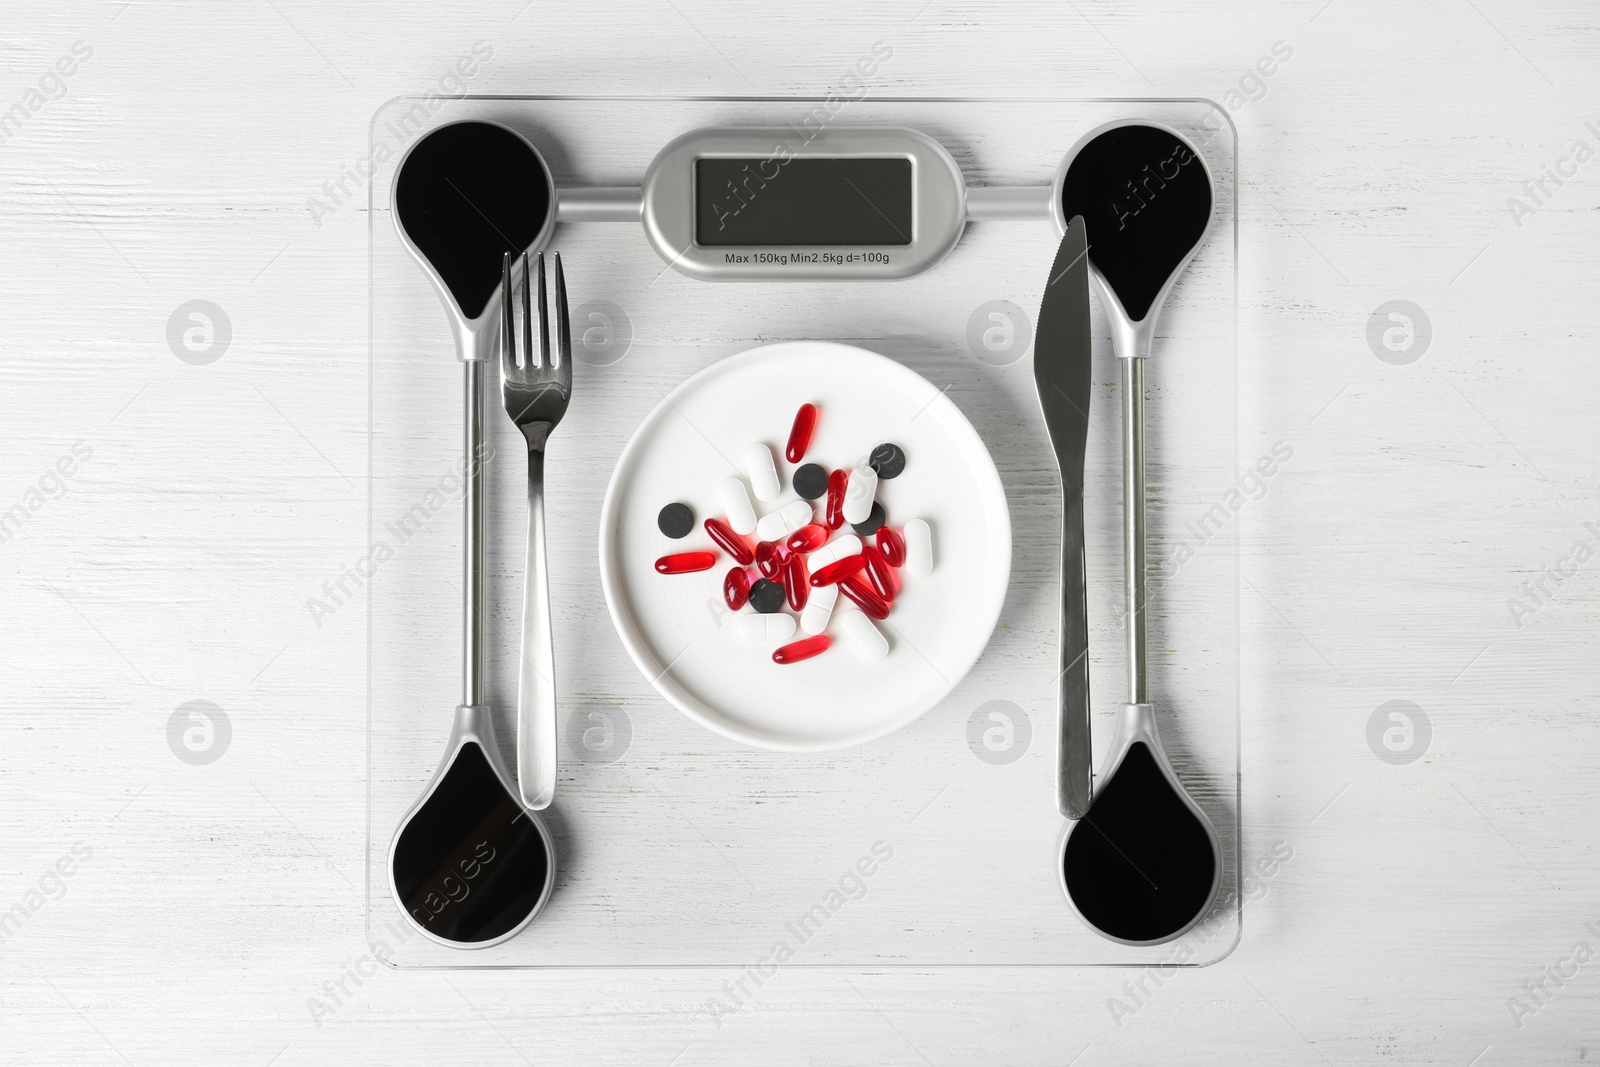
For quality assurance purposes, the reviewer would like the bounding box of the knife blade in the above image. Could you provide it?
[1034,215,1094,820]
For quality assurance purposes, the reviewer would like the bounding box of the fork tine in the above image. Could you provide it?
[501,251,515,371]
[535,252,550,369]
[520,253,533,370]
[553,252,570,373]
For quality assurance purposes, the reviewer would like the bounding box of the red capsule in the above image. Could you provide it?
[782,553,810,611]
[705,517,754,565]
[785,403,819,463]
[840,573,891,619]
[809,554,866,587]
[773,634,830,665]
[876,525,906,568]
[824,469,848,530]
[786,523,829,554]
[755,540,790,580]
[656,551,717,575]
[861,544,896,601]
[723,567,751,610]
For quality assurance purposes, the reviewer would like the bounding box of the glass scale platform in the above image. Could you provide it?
[366,95,1239,968]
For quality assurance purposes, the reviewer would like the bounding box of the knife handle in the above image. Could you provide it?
[1057,488,1093,820]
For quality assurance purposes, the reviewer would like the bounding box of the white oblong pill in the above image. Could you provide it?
[842,463,878,524]
[807,533,862,569]
[839,607,889,661]
[720,477,758,536]
[746,443,782,502]
[738,612,796,642]
[799,582,838,634]
[755,498,813,542]
[903,518,933,576]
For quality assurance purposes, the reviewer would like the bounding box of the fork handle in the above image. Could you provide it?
[517,446,557,811]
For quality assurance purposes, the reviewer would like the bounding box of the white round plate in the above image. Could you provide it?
[598,341,1010,751]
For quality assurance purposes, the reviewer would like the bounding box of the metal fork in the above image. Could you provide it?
[500,251,571,811]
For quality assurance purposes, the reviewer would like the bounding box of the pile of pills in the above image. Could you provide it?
[653,403,934,666]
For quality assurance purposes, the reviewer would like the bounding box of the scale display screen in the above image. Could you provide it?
[694,158,913,246]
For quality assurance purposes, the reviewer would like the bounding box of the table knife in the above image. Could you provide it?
[1034,215,1094,820]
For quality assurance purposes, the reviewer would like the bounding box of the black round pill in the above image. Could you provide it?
[869,442,906,480]
[657,502,694,539]
[851,501,886,536]
[792,463,829,500]
[749,578,785,613]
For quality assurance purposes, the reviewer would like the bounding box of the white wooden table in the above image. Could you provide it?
[3,1,1597,1063]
